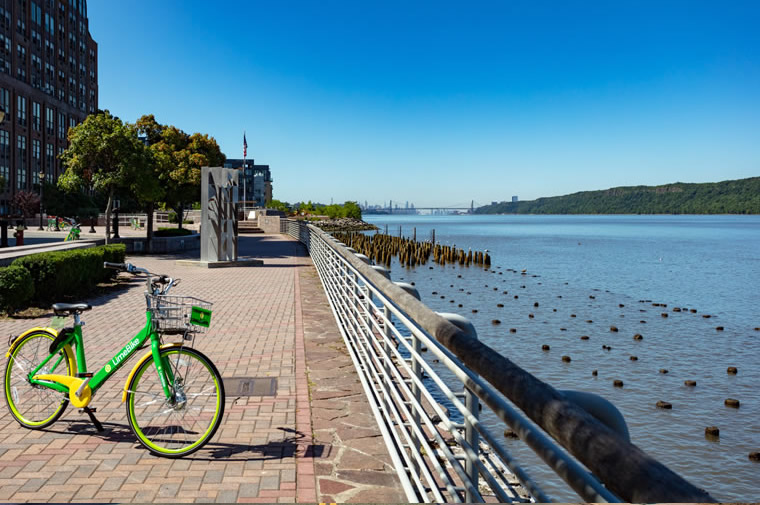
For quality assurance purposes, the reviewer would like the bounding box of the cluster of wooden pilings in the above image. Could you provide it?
[332,231,491,269]
[432,244,490,267]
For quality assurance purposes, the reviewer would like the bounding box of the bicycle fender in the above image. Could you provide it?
[122,343,184,402]
[6,327,60,357]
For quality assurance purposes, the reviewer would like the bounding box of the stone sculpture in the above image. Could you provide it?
[201,166,238,262]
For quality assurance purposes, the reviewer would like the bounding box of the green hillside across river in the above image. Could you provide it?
[476,177,760,214]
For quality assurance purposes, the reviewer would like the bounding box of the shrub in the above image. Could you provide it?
[12,244,126,306]
[154,227,194,237]
[0,265,34,313]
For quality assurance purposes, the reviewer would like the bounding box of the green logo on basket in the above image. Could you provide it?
[190,306,212,328]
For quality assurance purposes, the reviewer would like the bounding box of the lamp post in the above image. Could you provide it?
[37,171,45,230]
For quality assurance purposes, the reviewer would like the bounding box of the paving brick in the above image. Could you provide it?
[0,233,404,504]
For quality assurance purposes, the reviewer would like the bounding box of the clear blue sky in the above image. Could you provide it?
[88,0,759,207]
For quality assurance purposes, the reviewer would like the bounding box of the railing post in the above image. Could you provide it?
[438,313,479,501]
[393,282,423,480]
[464,383,479,502]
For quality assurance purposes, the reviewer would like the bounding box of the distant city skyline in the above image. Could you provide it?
[89,1,759,207]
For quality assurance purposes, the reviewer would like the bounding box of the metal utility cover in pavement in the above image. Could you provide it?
[223,377,277,396]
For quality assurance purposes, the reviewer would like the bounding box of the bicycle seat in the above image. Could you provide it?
[52,303,92,314]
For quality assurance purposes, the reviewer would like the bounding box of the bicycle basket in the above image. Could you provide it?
[148,295,213,334]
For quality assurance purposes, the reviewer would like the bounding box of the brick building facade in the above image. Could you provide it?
[0,0,97,215]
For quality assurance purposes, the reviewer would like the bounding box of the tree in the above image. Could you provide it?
[59,110,152,243]
[343,201,362,219]
[268,199,290,213]
[11,190,40,218]
[42,182,99,221]
[133,115,167,251]
[136,116,225,229]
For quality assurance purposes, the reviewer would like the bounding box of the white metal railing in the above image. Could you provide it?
[284,221,714,504]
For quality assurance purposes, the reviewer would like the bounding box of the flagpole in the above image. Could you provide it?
[242,131,247,219]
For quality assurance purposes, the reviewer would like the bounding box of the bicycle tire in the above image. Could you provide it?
[125,347,224,458]
[4,331,73,429]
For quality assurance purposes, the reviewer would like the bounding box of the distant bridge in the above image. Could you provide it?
[365,200,485,214]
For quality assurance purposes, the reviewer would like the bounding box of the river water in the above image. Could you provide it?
[363,214,760,502]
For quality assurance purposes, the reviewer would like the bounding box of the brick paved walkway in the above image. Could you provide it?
[0,234,404,503]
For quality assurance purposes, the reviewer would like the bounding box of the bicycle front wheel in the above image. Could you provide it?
[4,331,73,429]
[125,347,224,457]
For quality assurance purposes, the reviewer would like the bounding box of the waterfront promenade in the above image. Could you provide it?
[0,233,406,503]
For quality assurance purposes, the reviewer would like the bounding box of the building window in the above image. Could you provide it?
[45,107,54,134]
[16,44,26,81]
[32,139,41,183]
[0,88,8,115]
[31,29,41,48]
[31,2,42,25]
[17,96,26,126]
[16,135,27,189]
[16,7,26,36]
[32,102,40,131]
[44,12,54,34]
[46,142,53,176]
[58,112,65,138]
[0,7,10,31]
[0,131,9,188]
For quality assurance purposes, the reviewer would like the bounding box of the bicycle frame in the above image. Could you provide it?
[64,225,81,241]
[9,311,178,408]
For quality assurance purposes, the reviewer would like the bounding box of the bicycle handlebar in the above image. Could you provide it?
[103,262,178,296]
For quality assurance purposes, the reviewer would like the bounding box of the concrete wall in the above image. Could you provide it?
[112,233,200,254]
[258,215,281,233]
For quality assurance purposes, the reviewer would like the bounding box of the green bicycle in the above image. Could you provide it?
[4,262,225,458]
[64,222,81,241]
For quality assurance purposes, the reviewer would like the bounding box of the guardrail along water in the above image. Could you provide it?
[284,220,714,503]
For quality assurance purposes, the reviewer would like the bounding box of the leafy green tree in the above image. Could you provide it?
[59,111,152,243]
[342,201,362,219]
[137,116,225,229]
[268,199,290,213]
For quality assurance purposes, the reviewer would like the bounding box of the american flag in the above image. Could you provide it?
[243,133,247,158]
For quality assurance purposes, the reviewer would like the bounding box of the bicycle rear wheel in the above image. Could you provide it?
[4,331,72,429]
[125,347,224,457]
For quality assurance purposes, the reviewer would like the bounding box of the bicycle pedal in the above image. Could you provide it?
[78,407,96,413]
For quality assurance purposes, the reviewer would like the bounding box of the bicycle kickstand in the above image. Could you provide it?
[79,407,104,432]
